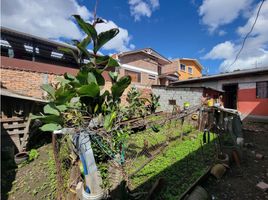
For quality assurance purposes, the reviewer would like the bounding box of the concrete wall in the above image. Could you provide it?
[172,73,268,121]
[152,86,203,112]
[173,74,268,90]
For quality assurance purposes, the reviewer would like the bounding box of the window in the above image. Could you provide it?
[125,70,141,83]
[169,99,176,105]
[256,81,268,98]
[180,64,186,71]
[148,74,156,80]
[188,67,193,74]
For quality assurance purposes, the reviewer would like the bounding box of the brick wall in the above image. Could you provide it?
[119,53,159,86]
[161,61,178,74]
[119,53,158,72]
[1,68,58,98]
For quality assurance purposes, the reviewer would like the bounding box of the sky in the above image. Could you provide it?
[2,0,268,75]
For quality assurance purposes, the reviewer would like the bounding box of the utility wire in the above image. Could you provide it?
[226,0,265,70]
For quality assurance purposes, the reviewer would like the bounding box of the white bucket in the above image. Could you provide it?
[82,190,104,200]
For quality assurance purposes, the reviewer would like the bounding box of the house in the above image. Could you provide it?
[114,48,172,88]
[159,58,203,85]
[0,27,113,99]
[152,67,268,122]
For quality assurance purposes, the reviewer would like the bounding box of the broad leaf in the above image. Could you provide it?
[107,57,119,67]
[95,55,110,66]
[41,84,55,99]
[92,69,105,86]
[104,112,116,131]
[56,77,71,86]
[94,29,119,53]
[64,73,76,80]
[111,75,131,99]
[87,72,97,84]
[93,18,105,26]
[77,45,93,59]
[77,83,100,97]
[78,36,91,49]
[108,71,118,83]
[30,114,45,120]
[56,105,67,112]
[58,47,78,63]
[73,15,97,41]
[40,123,62,132]
[44,104,60,116]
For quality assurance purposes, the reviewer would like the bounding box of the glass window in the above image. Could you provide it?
[256,81,268,98]
[180,64,186,71]
[188,67,193,74]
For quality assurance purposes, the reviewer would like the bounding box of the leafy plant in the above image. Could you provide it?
[125,87,147,119]
[147,93,160,114]
[32,15,131,133]
[28,149,39,161]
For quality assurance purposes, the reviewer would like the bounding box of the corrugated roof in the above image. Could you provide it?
[1,88,48,103]
[171,66,268,85]
[118,48,171,64]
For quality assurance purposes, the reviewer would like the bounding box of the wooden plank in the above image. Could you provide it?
[3,123,27,129]
[0,117,25,123]
[6,129,26,135]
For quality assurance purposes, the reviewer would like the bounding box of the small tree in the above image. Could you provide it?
[32,15,132,197]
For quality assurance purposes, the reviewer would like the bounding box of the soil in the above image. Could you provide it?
[1,144,55,200]
[203,122,268,200]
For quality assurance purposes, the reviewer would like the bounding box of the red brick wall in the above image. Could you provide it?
[1,68,58,98]
[119,53,158,72]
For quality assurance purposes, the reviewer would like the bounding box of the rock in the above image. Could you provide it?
[256,181,268,192]
[256,153,264,160]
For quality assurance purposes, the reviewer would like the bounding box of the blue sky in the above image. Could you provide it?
[2,0,268,74]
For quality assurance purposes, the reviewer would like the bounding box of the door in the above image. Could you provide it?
[222,84,238,109]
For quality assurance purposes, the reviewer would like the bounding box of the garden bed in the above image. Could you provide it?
[125,119,217,199]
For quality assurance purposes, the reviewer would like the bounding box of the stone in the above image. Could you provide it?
[256,181,268,192]
[256,153,264,160]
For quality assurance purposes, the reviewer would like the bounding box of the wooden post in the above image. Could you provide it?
[52,133,64,199]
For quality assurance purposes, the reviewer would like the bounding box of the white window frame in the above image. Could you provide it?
[188,66,193,74]
[180,64,186,72]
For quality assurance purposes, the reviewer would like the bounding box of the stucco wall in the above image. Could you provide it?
[238,82,268,119]
[152,86,203,112]
[178,60,202,80]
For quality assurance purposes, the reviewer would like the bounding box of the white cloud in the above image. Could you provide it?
[1,0,92,39]
[1,0,135,52]
[203,41,236,60]
[129,0,159,21]
[199,0,253,33]
[95,20,134,52]
[203,0,268,72]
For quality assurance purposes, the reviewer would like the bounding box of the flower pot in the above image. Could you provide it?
[216,153,230,166]
[187,186,210,200]
[210,164,226,179]
[14,152,29,165]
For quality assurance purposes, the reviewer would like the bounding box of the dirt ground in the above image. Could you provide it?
[2,143,55,200]
[203,121,268,200]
